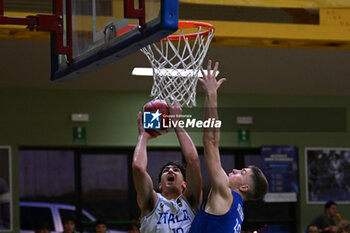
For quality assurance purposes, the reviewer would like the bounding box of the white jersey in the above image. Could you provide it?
[140,193,195,233]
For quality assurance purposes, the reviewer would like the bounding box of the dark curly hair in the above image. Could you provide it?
[325,201,336,210]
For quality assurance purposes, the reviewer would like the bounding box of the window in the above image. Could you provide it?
[0,146,12,231]
[19,150,75,202]
[20,206,54,230]
[59,208,93,222]
[81,153,129,221]
[244,154,263,168]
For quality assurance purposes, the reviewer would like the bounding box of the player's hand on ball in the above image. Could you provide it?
[166,100,182,123]
[137,112,155,139]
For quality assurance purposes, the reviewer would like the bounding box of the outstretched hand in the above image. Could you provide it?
[199,60,226,94]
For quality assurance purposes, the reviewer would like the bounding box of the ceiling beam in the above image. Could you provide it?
[206,17,350,49]
[179,0,350,8]
[281,8,318,24]
[0,25,49,40]
[0,12,49,40]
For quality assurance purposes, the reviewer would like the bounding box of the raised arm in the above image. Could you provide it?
[199,60,228,195]
[166,100,202,212]
[132,112,158,218]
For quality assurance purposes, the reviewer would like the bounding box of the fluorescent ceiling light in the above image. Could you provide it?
[132,67,219,77]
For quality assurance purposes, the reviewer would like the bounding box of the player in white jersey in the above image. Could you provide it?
[140,190,195,233]
[133,101,202,233]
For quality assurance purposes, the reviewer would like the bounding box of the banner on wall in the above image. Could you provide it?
[261,145,298,202]
[306,147,350,203]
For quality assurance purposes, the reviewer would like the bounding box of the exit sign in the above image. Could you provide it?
[73,127,86,145]
[238,129,250,147]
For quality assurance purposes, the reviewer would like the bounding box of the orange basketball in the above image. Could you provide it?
[142,100,170,137]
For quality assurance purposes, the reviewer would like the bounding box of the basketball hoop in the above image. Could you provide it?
[141,21,215,107]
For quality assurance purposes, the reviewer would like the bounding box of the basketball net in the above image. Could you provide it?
[141,21,215,107]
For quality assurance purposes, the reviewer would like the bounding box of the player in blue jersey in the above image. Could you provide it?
[133,101,202,233]
[189,60,269,233]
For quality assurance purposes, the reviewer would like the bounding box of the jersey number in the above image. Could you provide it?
[172,228,184,233]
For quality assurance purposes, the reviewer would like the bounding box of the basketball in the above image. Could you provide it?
[142,99,170,137]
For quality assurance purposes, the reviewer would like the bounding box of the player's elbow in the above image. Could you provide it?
[132,160,146,174]
[186,154,200,167]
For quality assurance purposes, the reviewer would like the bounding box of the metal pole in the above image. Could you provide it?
[0,0,3,16]
[66,0,73,64]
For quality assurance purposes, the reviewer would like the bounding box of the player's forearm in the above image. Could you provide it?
[177,127,202,209]
[132,134,149,172]
[203,91,220,144]
[202,91,222,173]
[203,145,227,188]
[175,127,199,163]
[204,91,218,119]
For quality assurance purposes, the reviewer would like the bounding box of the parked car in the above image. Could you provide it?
[20,201,126,233]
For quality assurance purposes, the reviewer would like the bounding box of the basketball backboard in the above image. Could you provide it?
[51,0,178,82]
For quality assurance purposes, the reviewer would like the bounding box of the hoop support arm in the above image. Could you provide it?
[0,0,72,64]
[0,0,3,15]
[0,15,36,26]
